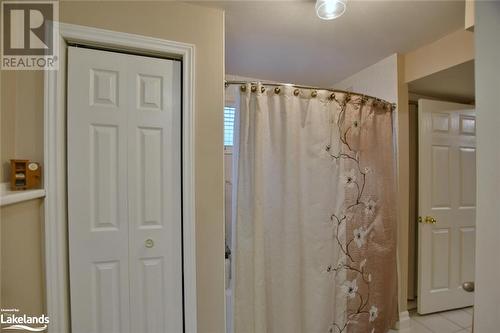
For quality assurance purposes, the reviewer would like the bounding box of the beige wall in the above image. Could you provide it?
[465,0,475,31]
[1,2,226,332]
[1,199,45,316]
[404,29,474,83]
[1,68,45,318]
[1,71,15,182]
[0,71,44,183]
[396,55,410,315]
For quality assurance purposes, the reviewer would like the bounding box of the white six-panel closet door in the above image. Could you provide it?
[68,46,183,333]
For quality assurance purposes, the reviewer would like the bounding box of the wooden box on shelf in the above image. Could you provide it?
[10,159,41,190]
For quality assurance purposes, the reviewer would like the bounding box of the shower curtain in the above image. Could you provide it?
[232,83,398,333]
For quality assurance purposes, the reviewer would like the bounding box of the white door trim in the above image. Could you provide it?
[44,23,196,333]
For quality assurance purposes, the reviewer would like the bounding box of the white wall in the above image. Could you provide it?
[474,1,500,332]
[333,54,398,103]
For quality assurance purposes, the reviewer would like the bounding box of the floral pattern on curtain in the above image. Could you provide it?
[326,94,399,333]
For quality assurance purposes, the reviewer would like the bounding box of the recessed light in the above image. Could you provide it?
[316,0,346,20]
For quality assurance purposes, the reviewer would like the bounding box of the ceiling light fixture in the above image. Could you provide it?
[315,0,346,20]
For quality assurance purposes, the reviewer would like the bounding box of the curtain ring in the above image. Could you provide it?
[251,85,257,93]
[345,94,351,102]
[274,87,281,94]
[329,93,335,100]
[240,85,246,92]
[311,91,318,98]
[293,89,300,96]
[224,82,229,88]
[261,86,266,93]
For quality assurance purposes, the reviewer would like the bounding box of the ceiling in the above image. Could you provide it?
[408,60,475,103]
[196,0,465,87]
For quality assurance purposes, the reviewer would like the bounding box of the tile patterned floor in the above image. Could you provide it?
[391,307,473,333]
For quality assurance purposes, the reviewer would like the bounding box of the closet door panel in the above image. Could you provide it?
[127,54,183,333]
[68,46,130,333]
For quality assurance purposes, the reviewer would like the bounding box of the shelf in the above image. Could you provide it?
[0,182,46,207]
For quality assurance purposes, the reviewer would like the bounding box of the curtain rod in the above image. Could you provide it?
[225,80,397,109]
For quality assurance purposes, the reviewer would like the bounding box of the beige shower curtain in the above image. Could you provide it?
[233,83,398,333]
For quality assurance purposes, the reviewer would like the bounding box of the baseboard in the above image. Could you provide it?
[393,311,411,331]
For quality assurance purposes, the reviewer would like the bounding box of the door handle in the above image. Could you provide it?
[462,281,475,293]
[418,216,437,224]
[145,238,154,248]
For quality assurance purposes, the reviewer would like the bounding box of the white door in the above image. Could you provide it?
[68,46,183,333]
[417,99,476,314]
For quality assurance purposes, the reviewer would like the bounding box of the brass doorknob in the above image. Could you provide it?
[418,216,437,224]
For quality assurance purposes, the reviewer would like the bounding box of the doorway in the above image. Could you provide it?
[407,60,476,316]
[67,46,183,332]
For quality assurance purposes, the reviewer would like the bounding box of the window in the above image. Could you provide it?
[224,106,236,146]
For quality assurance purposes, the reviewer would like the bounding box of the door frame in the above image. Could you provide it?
[44,23,196,333]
